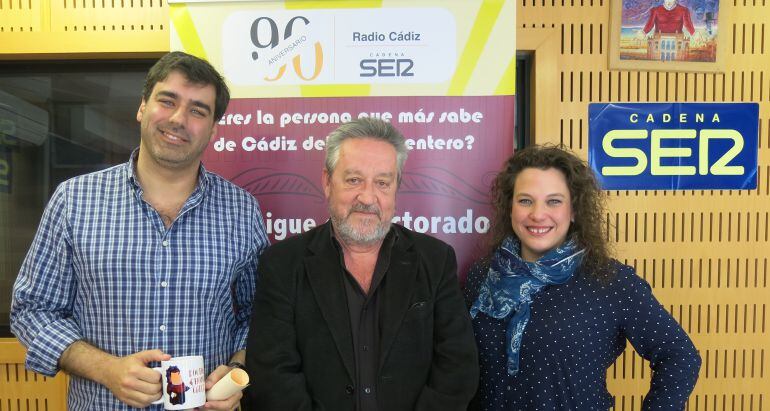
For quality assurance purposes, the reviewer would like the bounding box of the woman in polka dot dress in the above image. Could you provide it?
[464,145,701,410]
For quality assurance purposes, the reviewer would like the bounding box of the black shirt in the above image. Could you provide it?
[332,229,397,411]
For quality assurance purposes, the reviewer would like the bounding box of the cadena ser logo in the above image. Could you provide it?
[222,8,456,86]
[588,103,759,190]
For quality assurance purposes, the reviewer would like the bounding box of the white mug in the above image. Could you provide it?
[152,355,206,410]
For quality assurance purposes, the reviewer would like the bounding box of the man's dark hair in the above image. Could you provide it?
[142,51,230,121]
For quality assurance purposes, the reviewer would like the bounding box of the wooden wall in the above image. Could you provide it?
[518,0,770,409]
[0,341,67,410]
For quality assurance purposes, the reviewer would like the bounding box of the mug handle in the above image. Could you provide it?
[152,366,164,405]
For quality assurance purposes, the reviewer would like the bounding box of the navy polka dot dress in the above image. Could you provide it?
[463,259,701,411]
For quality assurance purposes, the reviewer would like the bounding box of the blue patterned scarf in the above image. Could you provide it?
[470,236,585,376]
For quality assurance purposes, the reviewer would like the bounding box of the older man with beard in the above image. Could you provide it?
[245,118,479,411]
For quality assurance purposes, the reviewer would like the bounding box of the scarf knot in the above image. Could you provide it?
[470,236,584,375]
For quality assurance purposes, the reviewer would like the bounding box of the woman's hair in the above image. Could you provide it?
[489,144,614,282]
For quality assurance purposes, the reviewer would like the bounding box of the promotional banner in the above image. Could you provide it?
[588,103,759,190]
[170,0,517,276]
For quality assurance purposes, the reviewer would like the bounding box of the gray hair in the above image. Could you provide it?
[324,118,408,184]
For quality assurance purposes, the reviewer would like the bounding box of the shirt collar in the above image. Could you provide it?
[125,147,211,195]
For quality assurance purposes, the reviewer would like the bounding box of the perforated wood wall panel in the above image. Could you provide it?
[519,0,770,408]
[0,0,168,56]
[0,0,42,33]
[0,341,67,410]
[49,0,166,33]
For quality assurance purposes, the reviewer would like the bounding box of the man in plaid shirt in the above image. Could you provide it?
[11,52,268,410]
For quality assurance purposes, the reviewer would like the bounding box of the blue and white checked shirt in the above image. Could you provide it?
[11,151,269,410]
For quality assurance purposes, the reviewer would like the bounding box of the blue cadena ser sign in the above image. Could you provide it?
[588,103,759,190]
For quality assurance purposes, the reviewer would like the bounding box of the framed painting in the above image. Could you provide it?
[609,0,727,72]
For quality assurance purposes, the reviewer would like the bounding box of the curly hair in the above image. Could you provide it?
[489,144,614,282]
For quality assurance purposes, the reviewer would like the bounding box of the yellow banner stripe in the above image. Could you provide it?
[448,0,505,96]
[170,4,207,59]
[494,53,517,95]
[300,84,372,97]
[285,0,383,9]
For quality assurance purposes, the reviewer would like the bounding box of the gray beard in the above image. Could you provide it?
[330,205,391,247]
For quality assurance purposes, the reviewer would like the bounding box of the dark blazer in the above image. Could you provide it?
[245,222,478,411]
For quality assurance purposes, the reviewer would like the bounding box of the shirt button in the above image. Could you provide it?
[159,325,166,332]
[162,240,169,247]
[345,385,354,395]
[362,345,368,351]
[364,387,372,394]
[160,281,168,288]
